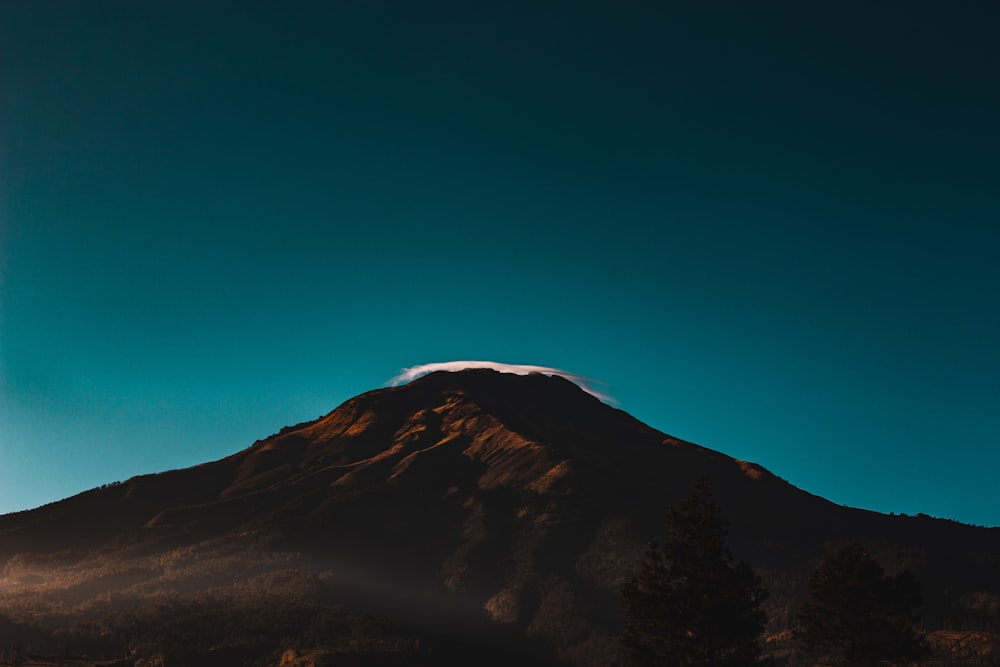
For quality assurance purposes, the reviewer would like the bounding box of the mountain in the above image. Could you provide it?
[1,369,998,665]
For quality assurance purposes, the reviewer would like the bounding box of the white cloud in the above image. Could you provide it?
[387,361,614,403]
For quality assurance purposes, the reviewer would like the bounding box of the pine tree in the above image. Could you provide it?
[621,478,769,666]
[621,539,673,666]
[796,542,927,666]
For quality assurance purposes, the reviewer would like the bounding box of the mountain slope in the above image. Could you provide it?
[1,369,998,665]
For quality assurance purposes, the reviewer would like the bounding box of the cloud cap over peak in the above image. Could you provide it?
[387,361,613,403]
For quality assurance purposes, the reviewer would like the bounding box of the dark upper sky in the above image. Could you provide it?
[1,2,998,524]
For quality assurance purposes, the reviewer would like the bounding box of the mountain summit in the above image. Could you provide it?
[1,369,998,665]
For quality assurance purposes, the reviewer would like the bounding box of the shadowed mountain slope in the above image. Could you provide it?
[1,370,998,665]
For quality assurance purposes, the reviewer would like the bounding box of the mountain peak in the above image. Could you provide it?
[387,361,613,402]
[398,366,598,402]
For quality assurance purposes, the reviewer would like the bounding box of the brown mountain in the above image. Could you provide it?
[1,369,998,665]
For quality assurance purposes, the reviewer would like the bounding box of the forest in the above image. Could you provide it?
[1,483,997,666]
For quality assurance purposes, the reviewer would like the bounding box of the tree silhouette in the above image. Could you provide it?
[796,542,926,666]
[621,477,768,666]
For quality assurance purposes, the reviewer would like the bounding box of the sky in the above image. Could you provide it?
[1,2,998,526]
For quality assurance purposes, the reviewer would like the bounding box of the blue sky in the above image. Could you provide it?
[1,2,998,525]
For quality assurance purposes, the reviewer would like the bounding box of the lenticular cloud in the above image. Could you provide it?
[388,361,613,403]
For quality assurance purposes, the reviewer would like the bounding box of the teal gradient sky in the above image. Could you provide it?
[1,2,998,525]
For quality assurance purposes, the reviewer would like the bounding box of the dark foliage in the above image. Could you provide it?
[796,542,928,666]
[621,478,768,666]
